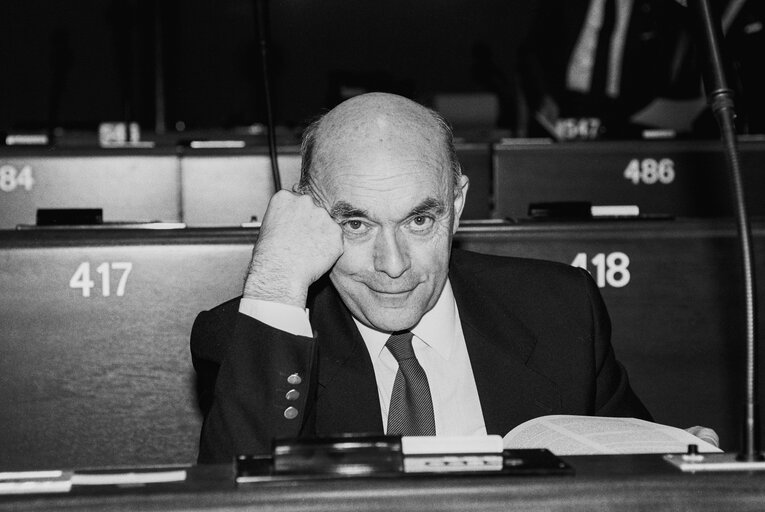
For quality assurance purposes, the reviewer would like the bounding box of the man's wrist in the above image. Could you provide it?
[243,260,310,308]
[239,297,313,338]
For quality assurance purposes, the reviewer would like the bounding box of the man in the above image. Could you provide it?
[192,92,652,463]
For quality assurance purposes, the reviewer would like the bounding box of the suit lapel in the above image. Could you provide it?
[308,278,384,436]
[450,254,561,436]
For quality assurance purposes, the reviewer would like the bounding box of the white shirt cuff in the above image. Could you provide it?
[238,297,313,338]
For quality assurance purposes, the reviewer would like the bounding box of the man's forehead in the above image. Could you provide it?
[316,116,446,173]
[314,145,451,202]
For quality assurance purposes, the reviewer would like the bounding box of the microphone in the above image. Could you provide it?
[672,0,762,465]
[253,0,282,193]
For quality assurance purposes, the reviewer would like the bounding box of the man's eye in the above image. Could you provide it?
[409,216,434,230]
[342,219,369,234]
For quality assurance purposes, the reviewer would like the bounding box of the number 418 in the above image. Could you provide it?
[571,252,630,288]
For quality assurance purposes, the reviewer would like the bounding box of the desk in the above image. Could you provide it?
[493,139,765,219]
[0,147,180,228]
[0,143,491,229]
[179,142,490,224]
[2,456,765,511]
[1,219,763,469]
[455,218,765,453]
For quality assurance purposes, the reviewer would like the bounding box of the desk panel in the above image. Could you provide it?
[493,140,765,219]
[179,149,302,226]
[0,148,181,229]
[0,231,253,470]
[179,143,491,224]
[0,143,493,230]
[455,219,765,453]
[1,220,763,470]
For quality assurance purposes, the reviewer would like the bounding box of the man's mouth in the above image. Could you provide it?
[368,286,416,296]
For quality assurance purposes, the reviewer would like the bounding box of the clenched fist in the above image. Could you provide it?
[243,190,343,308]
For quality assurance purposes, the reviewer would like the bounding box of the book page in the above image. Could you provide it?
[503,415,722,455]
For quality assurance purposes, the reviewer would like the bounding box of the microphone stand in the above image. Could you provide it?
[688,0,761,462]
[254,0,282,192]
[665,0,763,470]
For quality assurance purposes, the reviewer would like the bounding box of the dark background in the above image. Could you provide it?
[3,1,763,137]
[0,0,536,133]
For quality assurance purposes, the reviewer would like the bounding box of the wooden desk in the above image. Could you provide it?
[2,456,765,511]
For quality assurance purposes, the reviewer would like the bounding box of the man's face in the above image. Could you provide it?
[312,119,468,333]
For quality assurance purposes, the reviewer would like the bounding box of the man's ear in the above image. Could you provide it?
[452,174,470,234]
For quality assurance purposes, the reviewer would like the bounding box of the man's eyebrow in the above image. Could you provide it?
[409,198,446,217]
[328,198,446,221]
[329,201,369,219]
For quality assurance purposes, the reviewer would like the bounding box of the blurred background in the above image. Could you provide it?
[2,0,762,142]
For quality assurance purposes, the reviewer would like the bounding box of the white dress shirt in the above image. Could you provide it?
[239,280,487,436]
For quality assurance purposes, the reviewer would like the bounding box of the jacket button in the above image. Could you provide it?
[287,373,302,385]
[284,406,299,419]
[285,389,300,401]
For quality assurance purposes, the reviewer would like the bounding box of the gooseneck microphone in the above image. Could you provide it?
[254,0,282,193]
[685,0,761,462]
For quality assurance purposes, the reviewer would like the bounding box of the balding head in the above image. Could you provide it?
[298,93,462,193]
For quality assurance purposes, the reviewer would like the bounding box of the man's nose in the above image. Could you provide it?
[373,230,410,278]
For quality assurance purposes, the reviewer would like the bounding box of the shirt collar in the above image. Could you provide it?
[353,279,458,361]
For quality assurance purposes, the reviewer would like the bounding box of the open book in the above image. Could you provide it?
[503,415,722,455]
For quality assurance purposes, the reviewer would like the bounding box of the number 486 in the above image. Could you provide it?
[623,158,675,185]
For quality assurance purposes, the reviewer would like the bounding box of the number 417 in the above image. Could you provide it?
[69,262,133,297]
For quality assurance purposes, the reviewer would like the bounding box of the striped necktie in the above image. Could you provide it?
[385,331,436,436]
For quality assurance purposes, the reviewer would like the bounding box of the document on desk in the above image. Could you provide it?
[70,467,188,486]
[0,470,73,494]
[503,415,722,455]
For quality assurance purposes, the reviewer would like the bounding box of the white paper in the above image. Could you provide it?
[402,435,502,455]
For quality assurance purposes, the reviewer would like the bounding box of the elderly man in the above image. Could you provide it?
[191,92,652,463]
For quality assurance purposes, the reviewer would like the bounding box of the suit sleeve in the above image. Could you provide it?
[193,309,317,463]
[579,268,652,420]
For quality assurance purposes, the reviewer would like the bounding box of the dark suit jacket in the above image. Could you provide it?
[191,249,650,463]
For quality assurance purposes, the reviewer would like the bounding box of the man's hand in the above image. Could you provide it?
[243,190,343,308]
[685,426,720,448]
